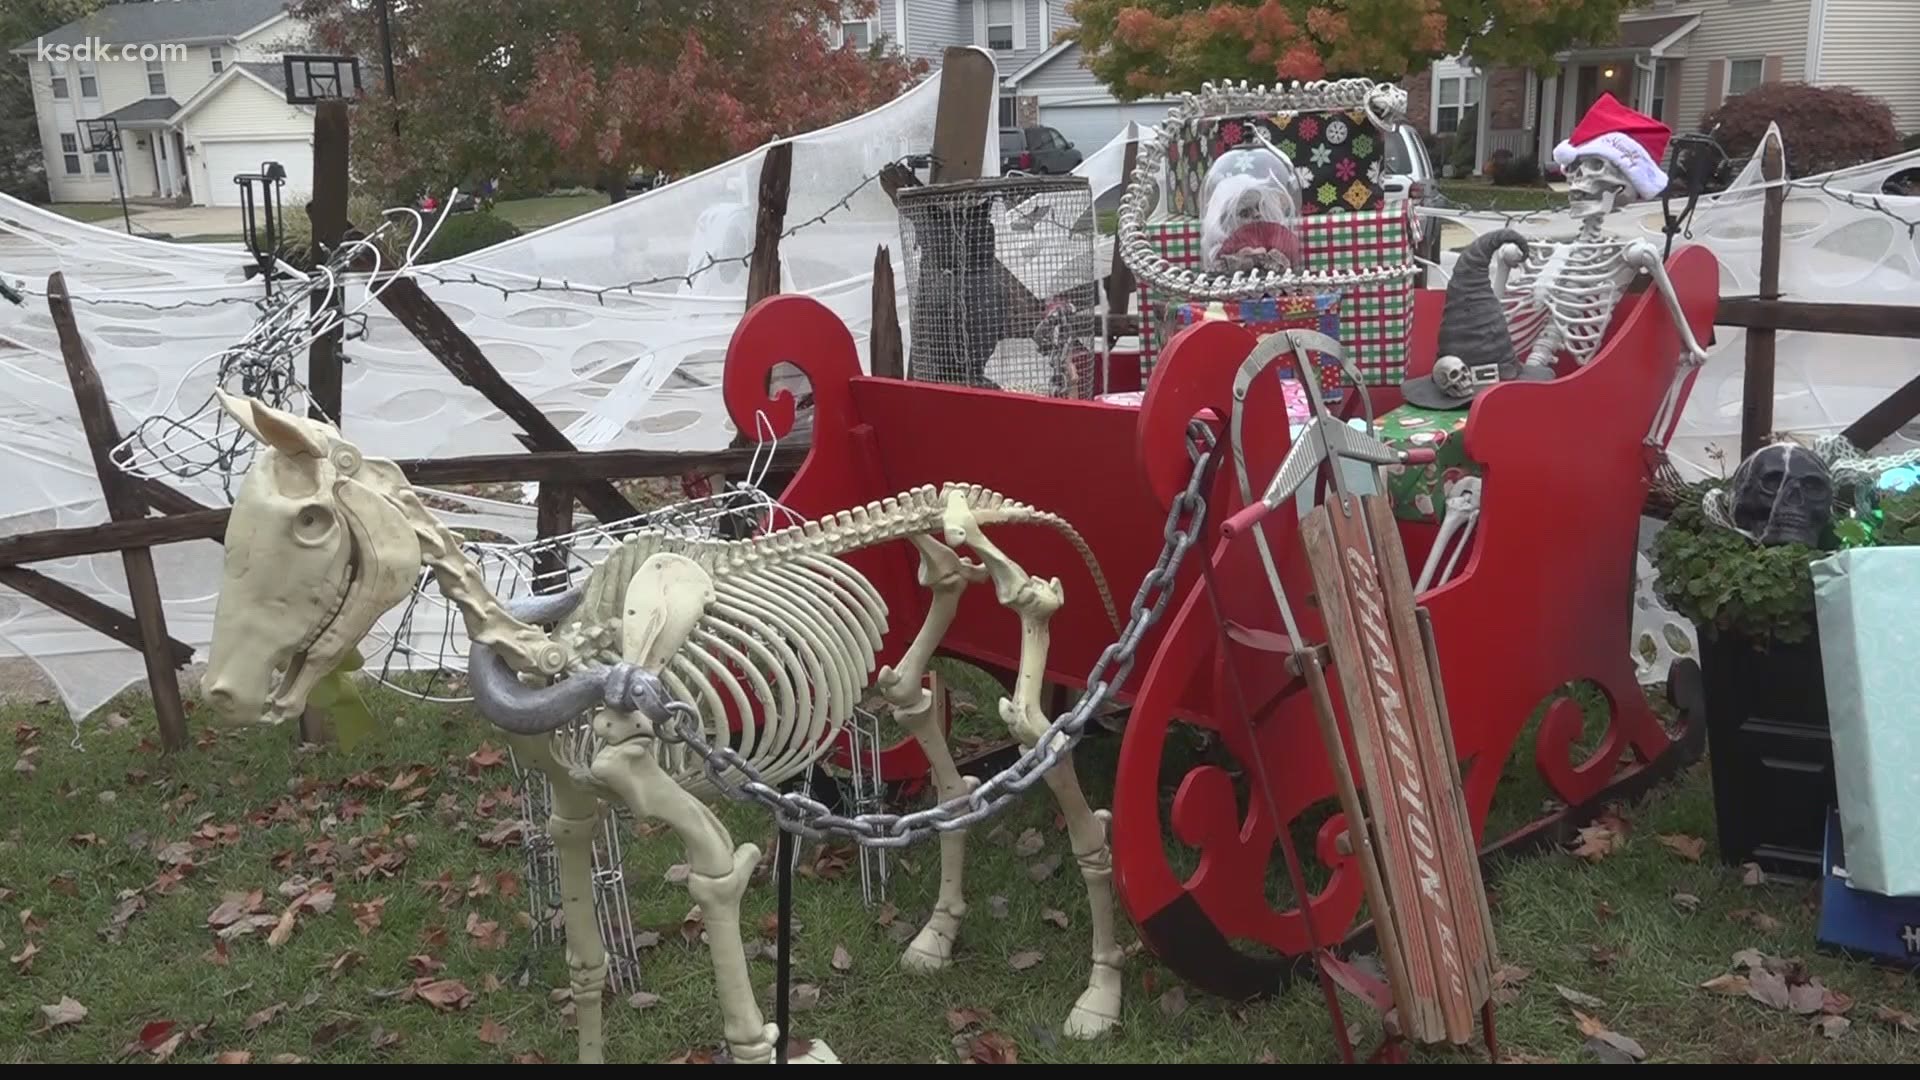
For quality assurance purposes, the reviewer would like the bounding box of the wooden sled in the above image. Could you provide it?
[1295,492,1498,1059]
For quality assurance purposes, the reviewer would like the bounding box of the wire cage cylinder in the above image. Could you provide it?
[894,174,1102,399]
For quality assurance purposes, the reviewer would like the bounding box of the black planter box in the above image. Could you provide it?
[1699,629,1836,879]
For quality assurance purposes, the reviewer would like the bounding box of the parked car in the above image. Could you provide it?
[1000,126,1083,175]
[1380,121,1449,265]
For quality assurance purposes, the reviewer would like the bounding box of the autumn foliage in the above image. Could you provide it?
[1700,82,1903,181]
[1065,0,1642,99]
[290,0,926,203]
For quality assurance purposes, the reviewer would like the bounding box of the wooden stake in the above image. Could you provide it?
[46,272,191,752]
[929,47,995,184]
[746,142,793,309]
[307,99,351,425]
[1740,138,1783,459]
[870,246,904,380]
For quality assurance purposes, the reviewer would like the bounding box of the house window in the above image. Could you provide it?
[209,46,225,74]
[146,58,167,97]
[1434,73,1480,134]
[840,20,872,49]
[50,66,69,99]
[986,0,1015,50]
[77,59,98,98]
[1649,63,1669,120]
[998,94,1017,127]
[92,150,110,176]
[60,134,81,175]
[1727,57,1765,97]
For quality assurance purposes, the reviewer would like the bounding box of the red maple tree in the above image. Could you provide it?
[292,0,925,203]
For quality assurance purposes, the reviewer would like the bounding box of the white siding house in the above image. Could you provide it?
[1809,0,1920,131]
[11,0,314,206]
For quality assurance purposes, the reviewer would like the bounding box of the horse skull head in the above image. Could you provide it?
[200,393,424,726]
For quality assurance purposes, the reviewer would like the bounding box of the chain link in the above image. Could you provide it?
[657,422,1221,846]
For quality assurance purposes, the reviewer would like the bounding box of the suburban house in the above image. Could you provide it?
[11,0,316,208]
[833,0,1177,156]
[1403,0,1920,177]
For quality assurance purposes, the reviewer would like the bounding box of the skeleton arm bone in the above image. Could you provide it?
[1490,240,1529,302]
[1624,239,1709,364]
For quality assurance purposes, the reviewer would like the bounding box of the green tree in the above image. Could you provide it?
[291,0,926,206]
[1,0,103,200]
[1064,0,1641,99]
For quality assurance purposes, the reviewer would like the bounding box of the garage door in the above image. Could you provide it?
[1040,101,1175,169]
[199,140,315,207]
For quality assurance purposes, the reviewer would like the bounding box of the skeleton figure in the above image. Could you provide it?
[1490,155,1711,436]
[1718,440,1835,546]
[199,392,1129,1064]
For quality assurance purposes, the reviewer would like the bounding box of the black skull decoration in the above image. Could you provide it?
[1728,441,1833,546]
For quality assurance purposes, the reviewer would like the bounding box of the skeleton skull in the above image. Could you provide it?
[1567,155,1634,217]
[1728,442,1834,546]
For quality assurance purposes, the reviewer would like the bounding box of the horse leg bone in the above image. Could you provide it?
[506,733,611,1064]
[944,500,1122,1039]
[591,737,779,1065]
[880,534,987,970]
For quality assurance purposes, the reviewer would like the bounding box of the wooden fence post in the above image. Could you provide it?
[307,99,351,425]
[746,141,793,309]
[1739,138,1784,460]
[869,245,904,380]
[46,272,192,752]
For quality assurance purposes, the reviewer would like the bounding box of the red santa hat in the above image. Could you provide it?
[1552,93,1672,201]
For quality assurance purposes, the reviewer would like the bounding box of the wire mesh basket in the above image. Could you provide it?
[895,174,1102,399]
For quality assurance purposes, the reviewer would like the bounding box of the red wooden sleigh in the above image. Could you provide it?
[719,242,1721,1007]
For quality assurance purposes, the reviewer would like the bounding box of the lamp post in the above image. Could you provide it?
[77,117,130,235]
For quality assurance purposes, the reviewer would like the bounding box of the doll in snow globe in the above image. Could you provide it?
[1199,140,1305,275]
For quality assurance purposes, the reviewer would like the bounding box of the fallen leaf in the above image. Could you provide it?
[987,895,1010,919]
[1701,973,1750,995]
[312,1017,361,1048]
[1589,944,1621,970]
[206,890,267,929]
[408,954,445,976]
[48,872,77,897]
[99,891,147,944]
[1787,981,1827,1016]
[874,903,897,927]
[665,863,691,885]
[68,832,101,847]
[1731,948,1769,972]
[1729,908,1783,934]
[966,1030,1019,1064]
[1872,1004,1919,1033]
[789,983,820,1012]
[1822,988,1855,1016]
[214,1050,252,1063]
[629,991,661,1011]
[1042,908,1070,930]
[466,743,508,773]
[466,911,507,950]
[205,938,230,967]
[272,1053,310,1063]
[1556,984,1606,1009]
[1658,833,1706,862]
[39,995,88,1029]
[831,944,852,972]
[325,949,364,977]
[477,1017,509,1046]
[512,1051,552,1064]
[947,1007,991,1033]
[268,906,302,948]
[11,939,41,972]
[1816,1015,1851,1040]
[1014,828,1045,857]
[352,896,387,935]
[1026,854,1062,882]
[1572,1010,1646,1062]
[1008,949,1044,971]
[244,1002,288,1031]
[1671,892,1702,914]
[1157,985,1189,1017]
[123,1018,179,1058]
[413,978,474,1011]
[370,1026,403,1051]
[1747,968,1793,1011]
[1570,823,1620,862]
[1742,862,1767,887]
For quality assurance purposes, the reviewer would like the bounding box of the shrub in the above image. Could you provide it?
[419,211,521,262]
[1700,82,1901,181]
[1492,153,1541,187]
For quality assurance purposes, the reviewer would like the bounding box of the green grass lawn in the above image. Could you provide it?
[491,194,615,232]
[39,203,129,224]
[3,669,1916,1064]
[1435,180,1566,214]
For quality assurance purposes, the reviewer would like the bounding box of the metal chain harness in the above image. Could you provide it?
[655,422,1221,847]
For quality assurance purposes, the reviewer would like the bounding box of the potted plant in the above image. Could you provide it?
[1649,480,1837,877]
[1651,472,1920,878]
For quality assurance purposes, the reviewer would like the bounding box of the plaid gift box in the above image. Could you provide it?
[1135,205,1414,383]
[1168,294,1346,404]
[1165,108,1391,219]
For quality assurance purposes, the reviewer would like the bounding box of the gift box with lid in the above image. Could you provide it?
[1134,207,1415,381]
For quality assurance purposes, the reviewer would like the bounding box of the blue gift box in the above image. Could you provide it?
[1815,809,1920,971]
[1809,546,1920,897]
